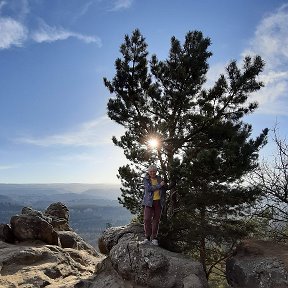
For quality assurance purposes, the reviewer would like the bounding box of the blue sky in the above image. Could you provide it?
[0,0,287,184]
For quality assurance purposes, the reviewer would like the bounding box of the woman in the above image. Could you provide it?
[141,165,166,246]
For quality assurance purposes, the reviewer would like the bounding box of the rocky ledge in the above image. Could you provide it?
[91,223,209,288]
[0,202,102,288]
[2,202,285,288]
[94,226,288,288]
[0,240,101,288]
[0,204,208,288]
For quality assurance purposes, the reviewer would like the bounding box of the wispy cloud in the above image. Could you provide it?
[111,0,133,11]
[78,1,94,18]
[0,0,29,49]
[31,21,102,46]
[16,116,124,147]
[0,1,102,49]
[208,4,288,116]
[0,17,27,49]
[241,4,288,115]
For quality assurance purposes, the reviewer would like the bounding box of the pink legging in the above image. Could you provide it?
[144,200,162,240]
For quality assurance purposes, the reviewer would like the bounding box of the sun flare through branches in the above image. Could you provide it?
[147,138,159,149]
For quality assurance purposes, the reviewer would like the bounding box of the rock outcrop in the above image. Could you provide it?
[10,213,59,245]
[226,239,288,288]
[0,202,102,288]
[1,207,208,288]
[1,202,73,246]
[58,230,98,256]
[3,202,288,288]
[44,202,70,231]
[0,203,98,253]
[94,223,209,288]
[0,240,102,288]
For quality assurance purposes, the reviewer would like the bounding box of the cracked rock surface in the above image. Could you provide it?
[226,239,288,288]
[0,240,103,288]
[95,223,208,288]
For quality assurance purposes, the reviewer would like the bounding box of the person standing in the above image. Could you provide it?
[141,165,166,246]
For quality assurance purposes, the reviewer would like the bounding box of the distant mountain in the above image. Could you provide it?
[0,183,123,210]
[0,183,120,195]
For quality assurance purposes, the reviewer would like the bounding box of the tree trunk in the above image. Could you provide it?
[199,206,208,278]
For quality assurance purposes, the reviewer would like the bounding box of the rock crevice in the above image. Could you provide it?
[96,223,209,288]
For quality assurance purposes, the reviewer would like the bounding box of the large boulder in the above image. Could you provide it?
[2,203,102,258]
[86,257,147,288]
[3,203,75,246]
[44,202,71,231]
[98,223,143,255]
[58,230,99,257]
[45,202,69,221]
[10,214,59,245]
[226,239,288,288]
[96,223,208,288]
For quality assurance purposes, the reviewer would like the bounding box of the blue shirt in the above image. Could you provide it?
[142,174,166,208]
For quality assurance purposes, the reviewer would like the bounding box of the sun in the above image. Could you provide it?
[147,138,159,149]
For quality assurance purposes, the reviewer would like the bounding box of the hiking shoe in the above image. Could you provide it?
[151,239,159,246]
[139,238,150,245]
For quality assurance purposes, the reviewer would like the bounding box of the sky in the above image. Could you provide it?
[0,0,287,184]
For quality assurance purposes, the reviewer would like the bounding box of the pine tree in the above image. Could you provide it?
[104,29,268,279]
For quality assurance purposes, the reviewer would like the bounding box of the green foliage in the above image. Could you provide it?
[117,164,143,214]
[104,29,268,279]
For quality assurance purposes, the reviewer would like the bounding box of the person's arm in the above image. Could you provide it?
[144,177,163,193]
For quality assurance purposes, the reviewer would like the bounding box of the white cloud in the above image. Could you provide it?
[31,21,102,46]
[241,4,288,115]
[0,17,27,49]
[16,116,124,147]
[242,4,288,69]
[111,0,133,11]
[0,1,102,49]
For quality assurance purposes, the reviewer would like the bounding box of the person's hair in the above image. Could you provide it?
[148,165,157,172]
